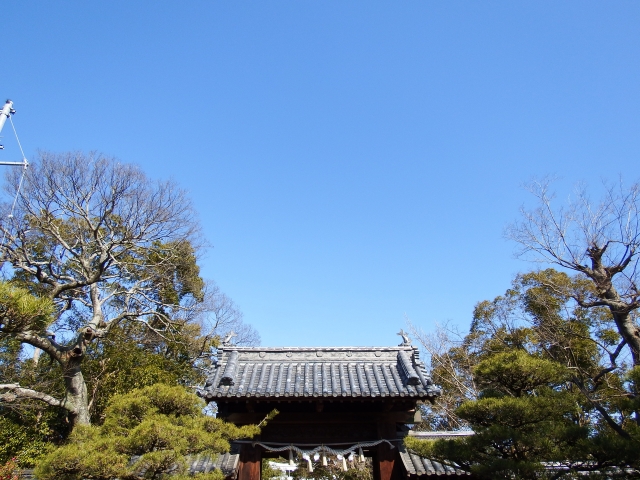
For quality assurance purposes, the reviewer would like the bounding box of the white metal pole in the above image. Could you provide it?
[0,100,14,136]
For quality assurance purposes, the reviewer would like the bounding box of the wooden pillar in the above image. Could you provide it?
[374,442,398,480]
[237,444,261,480]
[374,420,399,480]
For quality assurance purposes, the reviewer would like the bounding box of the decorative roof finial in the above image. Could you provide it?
[222,331,237,346]
[397,329,411,345]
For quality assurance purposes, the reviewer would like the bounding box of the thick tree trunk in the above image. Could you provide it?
[611,310,640,367]
[63,356,91,426]
[11,330,90,426]
[13,328,96,427]
[0,358,90,427]
[588,256,640,367]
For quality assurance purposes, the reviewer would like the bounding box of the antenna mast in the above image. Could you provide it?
[0,99,28,166]
[0,100,15,140]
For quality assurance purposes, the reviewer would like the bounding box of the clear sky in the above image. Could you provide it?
[2,2,639,347]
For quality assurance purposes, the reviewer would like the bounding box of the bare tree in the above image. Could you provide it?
[507,178,640,366]
[199,281,260,347]
[179,281,260,382]
[408,321,478,431]
[0,152,204,426]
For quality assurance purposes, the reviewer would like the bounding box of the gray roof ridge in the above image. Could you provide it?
[217,345,416,352]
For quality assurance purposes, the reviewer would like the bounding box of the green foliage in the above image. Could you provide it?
[171,473,224,480]
[0,415,57,467]
[0,307,213,462]
[0,290,220,462]
[82,322,205,423]
[0,336,23,385]
[258,408,280,427]
[409,269,640,479]
[0,281,54,334]
[35,384,260,480]
[261,459,284,480]
[0,153,256,469]
[0,289,66,467]
[0,152,211,432]
[473,350,568,397]
[424,353,586,479]
[145,240,206,305]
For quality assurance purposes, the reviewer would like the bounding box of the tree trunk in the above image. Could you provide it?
[611,310,640,366]
[63,356,91,426]
[589,259,640,367]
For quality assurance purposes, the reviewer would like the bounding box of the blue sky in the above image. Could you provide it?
[2,2,639,346]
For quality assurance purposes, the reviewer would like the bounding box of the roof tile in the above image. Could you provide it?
[399,444,470,477]
[201,345,440,401]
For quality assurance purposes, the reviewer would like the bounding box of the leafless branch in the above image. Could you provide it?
[0,383,72,411]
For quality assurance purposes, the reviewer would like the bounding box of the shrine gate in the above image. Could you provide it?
[199,336,470,479]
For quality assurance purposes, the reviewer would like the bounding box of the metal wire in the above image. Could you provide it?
[0,115,29,248]
[9,115,27,163]
[9,163,27,216]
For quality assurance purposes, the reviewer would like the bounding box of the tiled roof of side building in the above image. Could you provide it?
[200,344,441,401]
[399,443,471,477]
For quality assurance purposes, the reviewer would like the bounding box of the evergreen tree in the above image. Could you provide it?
[408,270,640,478]
[0,152,205,427]
[35,384,261,480]
[0,153,259,465]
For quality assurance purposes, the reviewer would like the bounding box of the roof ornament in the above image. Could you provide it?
[222,331,237,346]
[397,329,411,346]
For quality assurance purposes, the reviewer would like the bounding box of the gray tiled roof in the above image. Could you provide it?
[399,443,471,477]
[186,452,239,476]
[408,431,475,441]
[19,455,238,479]
[201,345,440,400]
